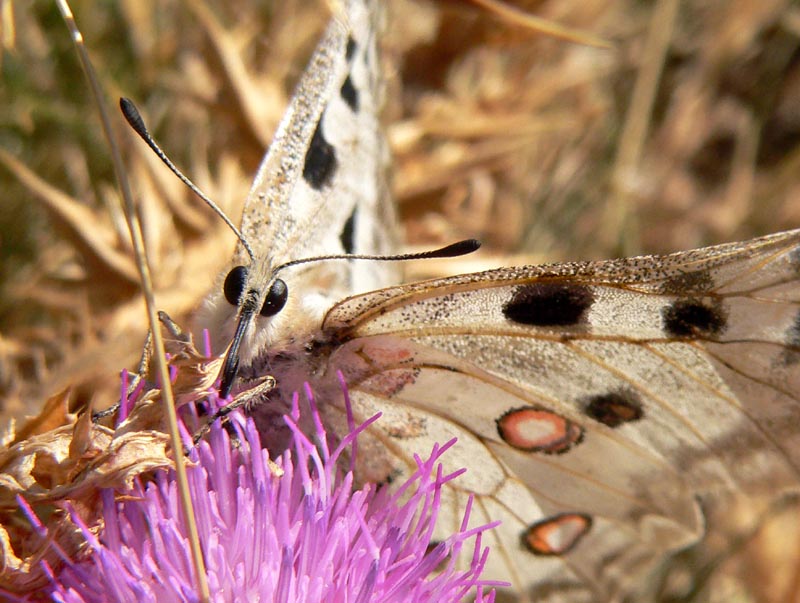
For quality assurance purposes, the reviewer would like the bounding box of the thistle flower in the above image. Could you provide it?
[25,381,501,602]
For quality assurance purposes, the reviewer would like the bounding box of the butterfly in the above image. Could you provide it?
[180,1,800,601]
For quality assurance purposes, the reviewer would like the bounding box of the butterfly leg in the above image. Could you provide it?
[91,311,191,423]
[191,375,276,446]
[90,330,152,423]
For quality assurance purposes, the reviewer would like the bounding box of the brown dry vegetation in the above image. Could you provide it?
[1,0,800,600]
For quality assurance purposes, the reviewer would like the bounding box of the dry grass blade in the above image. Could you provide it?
[0,148,140,285]
[52,1,210,599]
[602,0,680,256]
[468,0,612,49]
[0,0,16,58]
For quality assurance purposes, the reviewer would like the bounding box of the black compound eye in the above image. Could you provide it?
[223,265,248,306]
[261,278,288,317]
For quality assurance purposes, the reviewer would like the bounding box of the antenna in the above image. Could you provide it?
[272,239,482,276]
[119,97,255,262]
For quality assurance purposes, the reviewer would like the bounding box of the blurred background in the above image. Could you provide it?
[1,1,799,599]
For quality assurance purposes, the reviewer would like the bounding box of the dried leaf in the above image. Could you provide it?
[0,329,219,594]
[9,387,72,446]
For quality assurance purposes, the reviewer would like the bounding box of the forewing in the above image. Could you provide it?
[200,0,399,364]
[237,0,398,272]
[321,228,800,601]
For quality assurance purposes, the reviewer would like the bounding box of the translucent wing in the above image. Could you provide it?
[315,228,800,602]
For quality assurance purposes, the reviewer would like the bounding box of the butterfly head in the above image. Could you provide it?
[212,250,357,399]
[223,265,289,319]
[217,259,293,398]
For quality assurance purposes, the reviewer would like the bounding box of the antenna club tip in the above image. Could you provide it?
[441,238,481,257]
[119,97,146,134]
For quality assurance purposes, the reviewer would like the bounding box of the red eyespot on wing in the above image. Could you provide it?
[523,513,593,556]
[497,406,584,454]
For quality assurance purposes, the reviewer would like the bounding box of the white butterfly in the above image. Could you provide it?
[188,1,800,602]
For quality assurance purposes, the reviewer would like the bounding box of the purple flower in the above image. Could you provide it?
[26,381,501,602]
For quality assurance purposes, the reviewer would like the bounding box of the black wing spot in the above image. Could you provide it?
[340,208,357,254]
[302,121,337,190]
[662,299,727,337]
[345,36,357,61]
[340,74,359,112]
[503,282,594,327]
[584,391,643,428]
